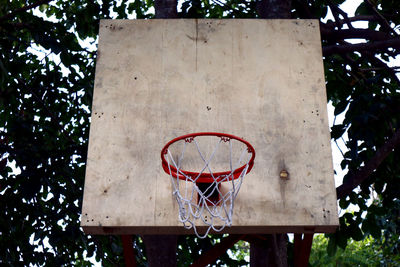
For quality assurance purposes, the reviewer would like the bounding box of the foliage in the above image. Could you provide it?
[310,234,400,267]
[1,0,400,265]
[230,240,250,262]
[0,0,133,265]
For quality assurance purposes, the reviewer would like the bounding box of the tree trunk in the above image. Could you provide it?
[256,0,291,19]
[151,0,292,266]
[142,235,178,267]
[250,234,288,267]
[154,0,178,18]
[251,0,291,266]
[143,2,179,267]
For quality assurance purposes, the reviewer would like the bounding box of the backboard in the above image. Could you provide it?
[81,19,339,235]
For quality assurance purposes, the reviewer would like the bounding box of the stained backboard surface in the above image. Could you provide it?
[81,19,339,235]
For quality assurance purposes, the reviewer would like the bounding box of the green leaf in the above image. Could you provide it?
[368,21,378,30]
[39,4,49,12]
[355,2,370,16]
[369,221,381,239]
[339,198,349,209]
[34,230,42,241]
[334,100,349,116]
[331,124,346,139]
[350,225,364,241]
[340,159,349,170]
[336,230,348,249]
[327,235,337,256]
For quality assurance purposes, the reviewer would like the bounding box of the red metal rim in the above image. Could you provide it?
[161,132,255,183]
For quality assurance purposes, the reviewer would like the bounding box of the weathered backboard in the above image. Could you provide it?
[81,19,339,235]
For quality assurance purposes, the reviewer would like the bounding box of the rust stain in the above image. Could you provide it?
[195,19,198,71]
[185,34,207,43]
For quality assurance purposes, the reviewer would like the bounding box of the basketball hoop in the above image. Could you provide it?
[161,132,255,238]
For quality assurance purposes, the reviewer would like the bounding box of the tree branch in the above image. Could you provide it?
[336,128,400,199]
[328,1,354,29]
[321,28,392,41]
[323,37,400,56]
[0,0,53,22]
[364,0,398,36]
[362,50,400,84]
[333,15,379,23]
[359,66,400,72]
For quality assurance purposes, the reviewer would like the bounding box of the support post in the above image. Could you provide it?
[293,233,314,267]
[142,235,178,267]
[249,234,288,267]
[146,3,179,266]
[121,235,137,267]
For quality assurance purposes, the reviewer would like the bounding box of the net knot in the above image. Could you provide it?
[161,132,255,238]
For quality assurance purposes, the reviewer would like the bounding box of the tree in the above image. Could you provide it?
[1,0,399,265]
[310,234,400,266]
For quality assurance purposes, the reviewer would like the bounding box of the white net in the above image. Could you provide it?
[163,134,253,238]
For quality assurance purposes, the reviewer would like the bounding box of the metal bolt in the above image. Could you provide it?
[280,170,289,180]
